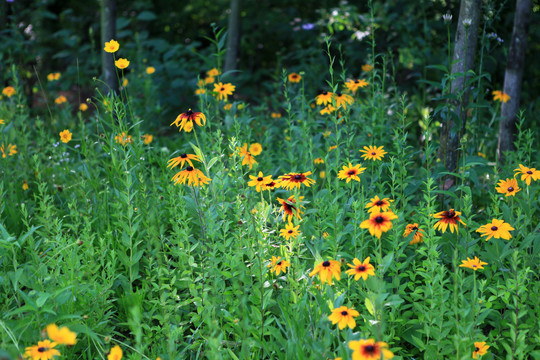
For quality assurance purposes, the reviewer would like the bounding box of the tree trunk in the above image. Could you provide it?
[497,0,531,164]
[438,0,481,180]
[101,0,118,94]
[224,0,241,74]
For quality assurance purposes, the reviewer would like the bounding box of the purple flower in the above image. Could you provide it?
[302,23,314,30]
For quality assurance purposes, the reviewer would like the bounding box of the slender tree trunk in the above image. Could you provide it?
[438,0,481,180]
[224,0,241,74]
[497,0,531,164]
[101,0,118,94]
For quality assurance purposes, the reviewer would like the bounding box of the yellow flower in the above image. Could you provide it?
[288,72,302,83]
[115,132,133,146]
[24,340,61,360]
[122,78,128,87]
[171,109,206,133]
[349,339,394,360]
[107,345,123,360]
[328,306,360,330]
[59,129,72,143]
[328,145,337,151]
[204,76,215,84]
[207,68,220,77]
[277,171,315,190]
[314,157,324,164]
[46,324,77,345]
[115,58,130,69]
[514,164,540,185]
[309,259,341,284]
[146,66,155,74]
[362,64,374,72]
[1,143,17,158]
[276,195,304,222]
[104,39,120,53]
[171,166,211,186]
[54,95,67,104]
[476,219,514,241]
[334,92,354,109]
[249,143,262,156]
[237,143,258,169]
[365,195,393,213]
[271,112,282,118]
[345,79,369,92]
[320,170,325,178]
[279,222,300,240]
[492,90,510,103]
[79,103,88,111]
[248,171,273,192]
[337,163,366,183]
[495,178,521,197]
[459,256,488,271]
[47,72,61,81]
[223,103,232,111]
[22,180,29,191]
[322,130,331,138]
[142,134,153,145]
[360,145,387,161]
[316,91,333,105]
[0,119,5,125]
[195,88,206,95]
[360,210,398,239]
[213,82,235,101]
[167,153,201,169]
[472,342,490,359]
[346,257,375,280]
[403,223,425,244]
[320,105,336,115]
[432,209,466,233]
[267,256,290,275]
[2,86,16,97]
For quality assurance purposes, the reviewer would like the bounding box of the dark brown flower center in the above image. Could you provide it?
[322,91,328,95]
[375,216,384,223]
[447,211,456,218]
[186,109,193,115]
[364,345,376,353]
[257,177,263,181]
[266,181,275,187]
[491,226,498,231]
[508,187,514,192]
[376,200,384,206]
[347,170,356,175]
[354,80,359,83]
[277,261,282,266]
[186,166,194,171]
[412,226,418,231]
[38,347,48,352]
[527,170,533,174]
[180,153,187,158]
[294,175,302,180]
[341,311,348,316]
[371,152,376,155]
[475,347,479,352]
[336,92,342,97]
[288,230,293,234]
[220,87,225,91]
[322,260,330,267]
[358,265,366,272]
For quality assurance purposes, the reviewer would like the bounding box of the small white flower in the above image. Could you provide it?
[463,18,472,27]
[442,13,452,23]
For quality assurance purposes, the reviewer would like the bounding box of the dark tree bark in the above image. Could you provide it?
[497,0,532,164]
[101,0,118,94]
[224,0,241,74]
[438,0,481,179]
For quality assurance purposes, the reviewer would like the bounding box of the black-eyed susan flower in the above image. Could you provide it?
[271,112,282,118]
[142,134,153,145]
[514,164,540,185]
[249,143,262,156]
[267,256,290,275]
[195,88,206,95]
[213,82,235,101]
[346,257,375,280]
[276,195,304,222]
[320,105,336,115]
[362,64,374,72]
[167,153,200,169]
[114,132,133,146]
[79,103,88,111]
[279,222,300,240]
[146,66,155,74]
[288,72,302,83]
[47,72,61,81]
[264,180,278,191]
[46,324,77,345]
[316,91,333,105]
[345,79,369,92]
[204,76,215,84]
[334,92,354,109]
[492,90,510,103]
[237,143,258,169]
[328,306,360,330]
[107,345,123,360]
[171,109,206,133]
[365,195,393,213]
[349,339,394,360]
[207,68,220,77]
[360,145,387,161]
[24,339,61,360]
[0,119,4,125]
[309,259,341,284]
[171,166,211,187]
[59,129,72,143]
[338,163,366,183]
[495,178,521,197]
[1,143,17,158]
[55,95,67,105]
[433,209,466,233]
[22,180,29,191]
[277,172,315,190]
[472,342,490,359]
[314,157,324,165]
[459,256,487,271]
[329,145,337,152]
[104,39,119,53]
[115,58,130,69]
[2,86,16,97]
[248,171,272,192]
[360,211,398,239]
[476,219,514,241]
[403,223,425,245]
